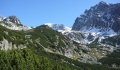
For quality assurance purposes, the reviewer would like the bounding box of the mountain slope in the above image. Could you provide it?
[0,25,119,70]
[102,34,120,47]
[99,48,120,68]
[72,1,120,34]
[28,25,105,64]
[0,25,27,50]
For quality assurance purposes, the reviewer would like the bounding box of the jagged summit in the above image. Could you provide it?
[4,16,21,25]
[0,16,31,30]
[0,16,21,25]
[98,1,108,5]
[72,1,120,34]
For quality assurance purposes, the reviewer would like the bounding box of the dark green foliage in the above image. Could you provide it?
[27,25,67,52]
[0,48,80,70]
[0,48,40,70]
[0,25,119,70]
[0,25,27,46]
[32,43,119,70]
[0,47,118,70]
[102,35,120,46]
[99,49,120,67]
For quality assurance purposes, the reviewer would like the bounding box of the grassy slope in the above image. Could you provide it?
[0,25,119,70]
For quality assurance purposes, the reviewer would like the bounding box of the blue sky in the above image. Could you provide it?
[0,0,120,27]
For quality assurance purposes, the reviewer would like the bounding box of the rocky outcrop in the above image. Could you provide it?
[0,16,31,30]
[0,39,26,50]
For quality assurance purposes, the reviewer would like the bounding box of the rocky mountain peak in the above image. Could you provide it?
[0,16,22,26]
[4,16,21,25]
[94,1,109,11]
[98,1,107,5]
[0,16,31,30]
[72,2,120,34]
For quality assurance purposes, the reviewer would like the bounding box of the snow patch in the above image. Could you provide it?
[44,23,71,33]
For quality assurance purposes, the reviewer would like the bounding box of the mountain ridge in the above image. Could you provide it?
[0,1,120,70]
[72,2,120,34]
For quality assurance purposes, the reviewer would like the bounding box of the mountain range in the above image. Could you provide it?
[0,1,120,70]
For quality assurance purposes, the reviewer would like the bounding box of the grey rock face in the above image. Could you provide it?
[3,16,21,25]
[0,16,31,30]
[72,2,120,33]
[0,39,26,50]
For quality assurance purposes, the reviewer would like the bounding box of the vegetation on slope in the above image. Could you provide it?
[0,25,119,70]
[99,49,120,68]
[102,35,120,46]
[0,47,119,70]
[0,25,27,45]
[27,25,71,53]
